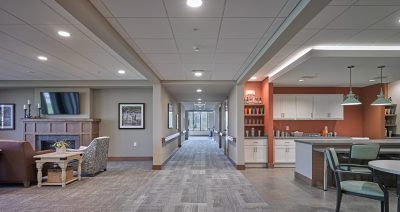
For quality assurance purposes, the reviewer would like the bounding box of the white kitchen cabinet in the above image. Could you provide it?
[273,94,296,120]
[313,94,344,120]
[296,95,314,120]
[244,139,267,165]
[274,139,295,167]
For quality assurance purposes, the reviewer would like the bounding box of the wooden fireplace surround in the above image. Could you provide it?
[22,118,101,150]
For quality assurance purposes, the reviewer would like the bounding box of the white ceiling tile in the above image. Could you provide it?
[117,18,173,38]
[185,71,212,80]
[170,18,220,38]
[355,0,400,5]
[211,71,236,80]
[144,53,181,63]
[263,18,285,39]
[176,39,217,53]
[214,53,249,64]
[224,0,287,17]
[369,10,400,29]
[0,25,51,42]
[135,39,177,53]
[106,18,130,38]
[182,63,215,72]
[89,0,113,17]
[278,0,301,17]
[214,63,241,74]
[0,9,24,24]
[99,0,167,17]
[305,29,360,45]
[0,0,69,25]
[343,29,400,45]
[216,39,259,53]
[180,54,215,64]
[220,18,274,38]
[164,0,225,17]
[326,6,399,29]
[160,72,186,80]
[152,63,183,73]
[329,0,357,5]
[126,39,143,53]
[305,6,349,29]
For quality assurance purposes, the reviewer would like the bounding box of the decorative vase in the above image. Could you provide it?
[56,146,66,154]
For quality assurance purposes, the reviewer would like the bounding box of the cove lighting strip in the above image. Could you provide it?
[267,46,400,79]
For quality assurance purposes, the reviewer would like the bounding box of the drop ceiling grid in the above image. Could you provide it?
[94,0,297,81]
[259,2,400,80]
[0,1,140,80]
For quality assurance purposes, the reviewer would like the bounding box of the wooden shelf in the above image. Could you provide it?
[245,114,264,116]
[245,124,264,127]
[385,124,397,127]
[244,104,264,107]
[385,114,397,117]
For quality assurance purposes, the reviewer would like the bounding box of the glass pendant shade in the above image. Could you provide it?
[342,91,362,105]
[371,65,392,106]
[371,88,392,106]
[342,65,362,106]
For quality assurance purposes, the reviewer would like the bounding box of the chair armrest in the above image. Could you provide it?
[35,150,53,155]
[336,169,372,175]
[340,163,370,169]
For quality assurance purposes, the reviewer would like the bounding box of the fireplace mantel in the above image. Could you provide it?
[22,118,100,150]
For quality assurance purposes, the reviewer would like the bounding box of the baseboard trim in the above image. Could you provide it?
[152,165,162,170]
[152,146,180,170]
[294,171,312,185]
[108,157,153,161]
[268,162,275,168]
[227,156,245,170]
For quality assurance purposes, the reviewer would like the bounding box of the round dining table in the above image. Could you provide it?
[369,160,400,212]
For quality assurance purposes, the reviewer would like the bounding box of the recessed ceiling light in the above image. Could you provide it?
[118,70,126,74]
[194,71,203,77]
[37,56,48,61]
[193,28,199,31]
[193,46,200,52]
[57,30,71,37]
[369,79,376,82]
[250,76,257,80]
[197,98,202,101]
[196,89,202,93]
[298,79,304,82]
[187,0,202,8]
[398,18,400,23]
[198,101,202,104]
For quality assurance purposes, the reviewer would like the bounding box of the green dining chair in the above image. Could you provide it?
[345,144,381,174]
[326,147,389,212]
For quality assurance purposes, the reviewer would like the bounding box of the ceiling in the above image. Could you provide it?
[90,0,300,81]
[257,0,400,84]
[182,101,218,110]
[0,0,145,80]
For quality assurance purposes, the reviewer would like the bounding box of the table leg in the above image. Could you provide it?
[78,158,82,181]
[58,162,67,188]
[36,161,43,187]
[397,175,400,212]
[324,150,328,191]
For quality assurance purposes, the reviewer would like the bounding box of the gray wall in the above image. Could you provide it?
[92,88,153,157]
[0,88,34,140]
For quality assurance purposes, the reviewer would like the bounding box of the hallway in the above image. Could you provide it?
[137,136,271,211]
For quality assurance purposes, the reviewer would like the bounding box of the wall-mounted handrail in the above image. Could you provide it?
[162,132,180,144]
[182,130,187,134]
[214,129,219,134]
[226,135,236,144]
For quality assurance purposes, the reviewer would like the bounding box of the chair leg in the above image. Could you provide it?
[336,191,342,212]
[384,195,389,212]
[381,201,384,212]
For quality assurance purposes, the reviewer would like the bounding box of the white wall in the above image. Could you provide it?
[152,84,179,166]
[389,81,400,134]
[227,84,244,166]
[92,88,153,157]
[0,88,34,140]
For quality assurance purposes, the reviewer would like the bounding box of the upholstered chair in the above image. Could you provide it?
[68,136,110,176]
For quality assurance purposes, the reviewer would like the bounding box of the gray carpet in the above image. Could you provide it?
[0,137,271,212]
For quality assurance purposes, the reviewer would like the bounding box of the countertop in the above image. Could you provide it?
[245,136,267,139]
[275,136,350,140]
[294,138,400,145]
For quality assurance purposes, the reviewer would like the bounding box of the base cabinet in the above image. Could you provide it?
[244,139,267,165]
[274,139,295,167]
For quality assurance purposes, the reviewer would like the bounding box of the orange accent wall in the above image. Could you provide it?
[274,85,385,138]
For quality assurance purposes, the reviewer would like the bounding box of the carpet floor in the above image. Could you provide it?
[0,137,271,212]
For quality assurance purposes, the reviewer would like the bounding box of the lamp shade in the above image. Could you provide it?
[371,88,392,106]
[342,91,362,106]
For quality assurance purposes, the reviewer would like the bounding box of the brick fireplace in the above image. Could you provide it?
[36,135,80,150]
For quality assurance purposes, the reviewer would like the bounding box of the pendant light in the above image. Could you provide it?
[342,65,362,106]
[371,65,392,106]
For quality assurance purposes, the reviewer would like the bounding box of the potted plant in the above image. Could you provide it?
[52,140,69,154]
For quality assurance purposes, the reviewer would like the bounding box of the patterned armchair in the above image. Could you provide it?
[68,136,110,176]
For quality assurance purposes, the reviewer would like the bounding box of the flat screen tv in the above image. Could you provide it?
[40,92,80,115]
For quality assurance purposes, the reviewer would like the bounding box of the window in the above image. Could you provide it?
[188,111,214,131]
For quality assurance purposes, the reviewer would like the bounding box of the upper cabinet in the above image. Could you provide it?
[313,94,344,120]
[273,94,344,120]
[273,94,296,120]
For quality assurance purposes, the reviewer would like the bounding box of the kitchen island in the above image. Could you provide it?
[294,138,400,188]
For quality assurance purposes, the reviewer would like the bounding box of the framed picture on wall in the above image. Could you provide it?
[119,103,145,129]
[168,103,173,129]
[0,103,15,130]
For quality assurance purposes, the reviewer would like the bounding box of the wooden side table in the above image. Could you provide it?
[34,152,83,188]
